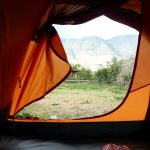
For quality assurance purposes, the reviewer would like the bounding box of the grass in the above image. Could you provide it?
[16,83,128,120]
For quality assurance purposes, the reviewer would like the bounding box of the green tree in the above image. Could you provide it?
[95,57,122,84]
[94,68,109,84]
[107,57,122,84]
[78,67,93,80]
[68,64,93,80]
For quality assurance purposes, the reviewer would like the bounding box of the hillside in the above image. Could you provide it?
[61,35,138,71]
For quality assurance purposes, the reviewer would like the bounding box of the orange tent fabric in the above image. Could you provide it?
[1,0,150,122]
[0,0,71,118]
[0,0,51,117]
[10,26,71,116]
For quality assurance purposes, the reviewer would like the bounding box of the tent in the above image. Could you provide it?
[0,0,150,149]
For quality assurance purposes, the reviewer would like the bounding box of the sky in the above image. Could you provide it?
[54,15,139,40]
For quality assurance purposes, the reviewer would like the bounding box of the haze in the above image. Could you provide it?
[54,15,138,40]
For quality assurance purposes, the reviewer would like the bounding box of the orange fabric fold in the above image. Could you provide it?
[0,0,51,118]
[10,33,71,116]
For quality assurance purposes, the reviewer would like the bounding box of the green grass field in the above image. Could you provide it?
[16,83,128,120]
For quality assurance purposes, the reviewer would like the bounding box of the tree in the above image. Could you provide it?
[107,57,122,84]
[68,64,93,80]
[95,57,122,84]
[78,67,93,80]
[94,68,109,84]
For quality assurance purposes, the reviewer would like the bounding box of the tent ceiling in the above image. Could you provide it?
[47,0,141,30]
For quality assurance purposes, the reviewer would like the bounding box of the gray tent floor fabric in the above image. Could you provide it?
[0,136,103,150]
[1,135,150,150]
[0,138,101,150]
[1,121,150,150]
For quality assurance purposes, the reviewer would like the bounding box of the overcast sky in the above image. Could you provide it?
[54,15,139,40]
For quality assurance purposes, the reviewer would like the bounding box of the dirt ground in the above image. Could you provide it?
[17,83,127,120]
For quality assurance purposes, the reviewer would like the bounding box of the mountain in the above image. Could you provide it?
[61,35,138,71]
[107,35,138,58]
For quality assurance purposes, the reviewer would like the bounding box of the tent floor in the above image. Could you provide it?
[1,121,150,149]
[1,134,150,150]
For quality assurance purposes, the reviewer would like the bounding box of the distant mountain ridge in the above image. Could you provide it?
[61,35,138,71]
